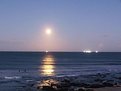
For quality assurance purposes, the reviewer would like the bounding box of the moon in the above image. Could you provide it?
[46,28,52,35]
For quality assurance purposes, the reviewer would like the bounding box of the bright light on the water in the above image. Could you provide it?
[40,55,55,76]
[45,28,52,35]
[42,65,54,75]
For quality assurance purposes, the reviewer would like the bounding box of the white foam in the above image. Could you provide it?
[4,76,21,80]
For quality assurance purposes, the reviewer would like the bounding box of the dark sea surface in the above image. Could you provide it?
[0,52,121,78]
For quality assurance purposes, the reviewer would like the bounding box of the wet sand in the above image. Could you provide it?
[94,87,121,91]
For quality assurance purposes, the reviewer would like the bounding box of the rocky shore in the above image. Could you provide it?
[1,72,121,91]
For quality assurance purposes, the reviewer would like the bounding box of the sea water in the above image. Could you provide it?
[0,52,121,78]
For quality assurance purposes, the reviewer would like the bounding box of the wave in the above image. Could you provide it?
[4,76,21,80]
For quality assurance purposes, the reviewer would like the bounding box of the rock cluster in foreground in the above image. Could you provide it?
[30,73,121,91]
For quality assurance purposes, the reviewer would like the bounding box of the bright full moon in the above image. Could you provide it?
[46,28,52,35]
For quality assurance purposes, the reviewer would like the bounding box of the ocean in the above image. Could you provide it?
[0,52,121,78]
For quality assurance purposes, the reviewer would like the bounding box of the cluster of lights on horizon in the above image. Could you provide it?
[83,50,98,53]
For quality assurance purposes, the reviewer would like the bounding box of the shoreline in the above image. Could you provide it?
[1,72,121,91]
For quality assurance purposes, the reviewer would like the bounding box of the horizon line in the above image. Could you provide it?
[0,51,121,52]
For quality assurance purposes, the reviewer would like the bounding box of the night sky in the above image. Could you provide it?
[0,0,121,52]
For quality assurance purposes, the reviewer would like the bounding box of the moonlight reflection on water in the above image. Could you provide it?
[40,55,55,76]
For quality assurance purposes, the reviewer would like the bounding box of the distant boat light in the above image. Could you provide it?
[95,51,98,53]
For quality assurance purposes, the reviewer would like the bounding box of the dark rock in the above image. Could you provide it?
[89,84,104,88]
[94,78,103,82]
[113,82,121,87]
[116,77,121,80]
[77,87,86,91]
[102,82,114,87]
[60,82,71,88]
[42,86,57,91]
[86,88,94,91]
[70,82,81,86]
[68,86,75,91]
[80,83,90,88]
[58,87,69,91]
[37,86,40,89]
[63,79,70,83]
[77,87,95,91]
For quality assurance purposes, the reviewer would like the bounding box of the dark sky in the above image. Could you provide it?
[0,0,121,52]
